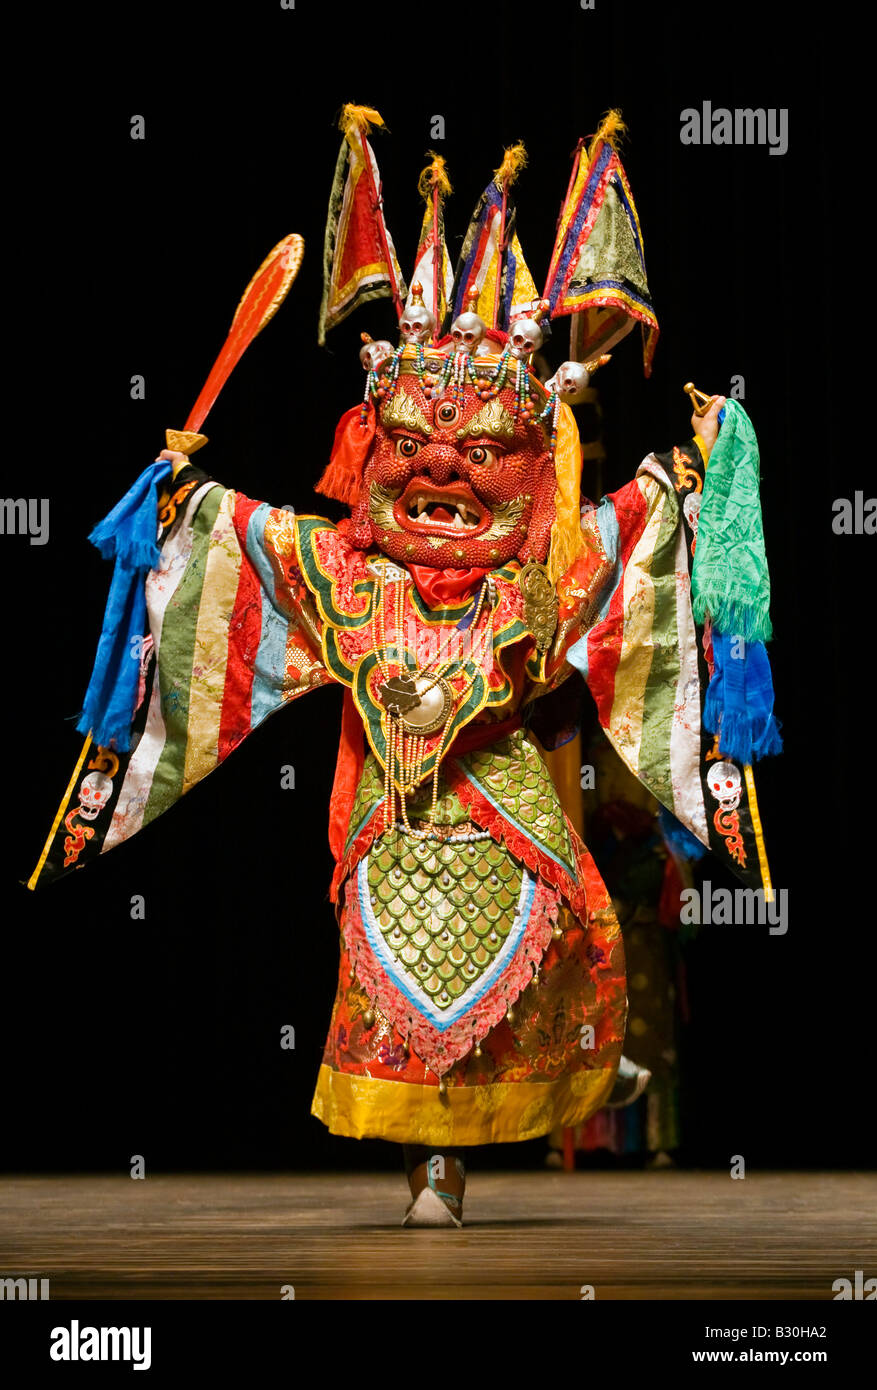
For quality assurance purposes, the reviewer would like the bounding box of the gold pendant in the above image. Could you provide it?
[519,560,558,652]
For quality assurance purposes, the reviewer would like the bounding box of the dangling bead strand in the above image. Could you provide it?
[360,368,376,426]
[537,389,561,456]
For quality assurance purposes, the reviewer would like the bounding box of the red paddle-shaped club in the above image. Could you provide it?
[166,232,305,463]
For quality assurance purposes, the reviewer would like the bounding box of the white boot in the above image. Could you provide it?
[605,1054,652,1108]
[402,1186,463,1228]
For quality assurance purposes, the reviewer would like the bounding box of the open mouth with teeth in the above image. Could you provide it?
[393,481,490,537]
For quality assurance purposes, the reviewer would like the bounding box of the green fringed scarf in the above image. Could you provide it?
[691,398,772,643]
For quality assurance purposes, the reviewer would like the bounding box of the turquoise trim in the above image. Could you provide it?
[345,796,381,855]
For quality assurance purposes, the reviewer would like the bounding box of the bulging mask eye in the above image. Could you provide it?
[436,401,461,427]
[395,437,422,459]
[466,444,500,468]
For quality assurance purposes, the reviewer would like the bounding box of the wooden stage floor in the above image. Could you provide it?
[1,1171,874,1300]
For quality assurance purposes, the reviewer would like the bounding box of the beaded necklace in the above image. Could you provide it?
[370,563,494,839]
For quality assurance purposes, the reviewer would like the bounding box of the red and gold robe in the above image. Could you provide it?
[31,434,769,1145]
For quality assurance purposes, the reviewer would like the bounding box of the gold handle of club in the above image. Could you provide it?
[165,429,208,479]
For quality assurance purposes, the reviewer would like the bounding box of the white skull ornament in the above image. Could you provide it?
[399,302,436,346]
[508,317,544,361]
[359,339,394,374]
[683,490,702,537]
[78,771,113,821]
[707,760,742,812]
[548,360,591,404]
[450,310,486,355]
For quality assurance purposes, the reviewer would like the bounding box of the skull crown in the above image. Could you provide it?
[450,311,487,352]
[546,353,612,403]
[448,281,486,354]
[398,282,436,345]
[360,335,395,373]
[550,360,591,403]
[508,315,544,361]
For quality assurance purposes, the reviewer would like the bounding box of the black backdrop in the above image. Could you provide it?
[2,2,868,1170]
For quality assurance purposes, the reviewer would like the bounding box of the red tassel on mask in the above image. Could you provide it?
[315,403,376,505]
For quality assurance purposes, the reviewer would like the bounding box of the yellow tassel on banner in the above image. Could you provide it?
[493,141,528,190]
[547,402,587,585]
[417,153,452,203]
[586,109,628,163]
[339,103,386,143]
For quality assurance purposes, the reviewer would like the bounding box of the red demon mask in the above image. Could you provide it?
[341,347,557,570]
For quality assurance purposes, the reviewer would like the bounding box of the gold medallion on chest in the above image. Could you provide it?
[378,673,454,736]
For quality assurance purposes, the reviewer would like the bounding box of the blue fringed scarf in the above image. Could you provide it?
[703,630,782,764]
[76,460,173,751]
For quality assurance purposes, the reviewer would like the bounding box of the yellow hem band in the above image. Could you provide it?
[310,1062,617,1146]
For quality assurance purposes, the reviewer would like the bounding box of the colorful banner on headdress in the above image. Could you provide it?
[411,158,454,329]
[544,122,659,375]
[449,181,540,332]
[318,106,406,345]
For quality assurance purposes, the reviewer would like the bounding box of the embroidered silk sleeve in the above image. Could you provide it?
[656,437,707,496]
[28,475,331,887]
[559,442,771,891]
[117,480,331,817]
[563,451,705,838]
